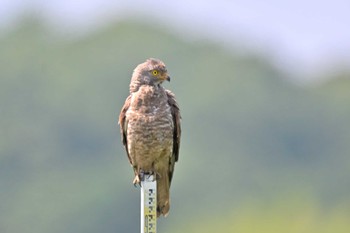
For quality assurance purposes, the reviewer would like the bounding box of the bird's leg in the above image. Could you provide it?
[139,169,146,182]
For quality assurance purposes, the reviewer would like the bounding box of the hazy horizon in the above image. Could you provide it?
[1,0,350,82]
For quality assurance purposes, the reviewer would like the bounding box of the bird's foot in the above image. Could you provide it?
[133,170,157,186]
[146,171,157,181]
[133,175,141,187]
[133,170,147,186]
[142,170,157,181]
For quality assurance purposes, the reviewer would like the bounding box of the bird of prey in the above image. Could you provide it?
[118,58,181,217]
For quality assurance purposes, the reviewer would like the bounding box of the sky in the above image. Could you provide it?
[1,0,350,82]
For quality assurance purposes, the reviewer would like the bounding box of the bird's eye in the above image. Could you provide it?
[152,70,158,76]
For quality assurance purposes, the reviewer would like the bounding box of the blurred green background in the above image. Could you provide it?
[1,5,350,233]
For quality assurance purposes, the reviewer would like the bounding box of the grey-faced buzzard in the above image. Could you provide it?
[118,58,181,217]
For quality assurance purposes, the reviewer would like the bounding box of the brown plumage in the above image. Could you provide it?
[118,58,181,217]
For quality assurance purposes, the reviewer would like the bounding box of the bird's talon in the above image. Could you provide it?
[133,175,141,186]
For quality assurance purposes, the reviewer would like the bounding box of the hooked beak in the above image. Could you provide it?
[166,76,171,82]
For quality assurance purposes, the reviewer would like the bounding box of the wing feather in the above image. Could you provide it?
[118,95,132,165]
[166,90,181,185]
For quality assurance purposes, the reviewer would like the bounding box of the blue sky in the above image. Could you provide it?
[1,0,350,81]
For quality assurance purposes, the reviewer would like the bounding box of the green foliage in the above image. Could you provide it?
[171,196,350,233]
[1,17,350,232]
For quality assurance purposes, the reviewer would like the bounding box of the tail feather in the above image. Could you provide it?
[156,170,170,217]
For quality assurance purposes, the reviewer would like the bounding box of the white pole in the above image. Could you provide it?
[141,174,157,233]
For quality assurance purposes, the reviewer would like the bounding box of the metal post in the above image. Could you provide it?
[141,174,157,233]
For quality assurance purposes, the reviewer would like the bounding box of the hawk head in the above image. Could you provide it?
[129,58,170,93]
